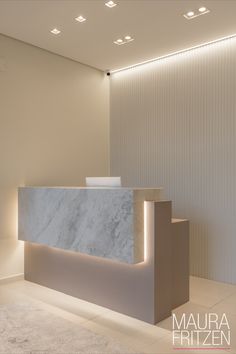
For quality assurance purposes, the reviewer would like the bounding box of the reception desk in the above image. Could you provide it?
[18,186,189,324]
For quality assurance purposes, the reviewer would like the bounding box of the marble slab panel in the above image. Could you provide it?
[18,187,162,263]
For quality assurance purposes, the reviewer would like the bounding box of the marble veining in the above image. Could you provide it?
[18,187,162,263]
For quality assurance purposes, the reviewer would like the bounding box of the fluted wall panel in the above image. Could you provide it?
[110,37,236,284]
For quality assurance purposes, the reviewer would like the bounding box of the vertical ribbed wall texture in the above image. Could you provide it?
[110,37,236,284]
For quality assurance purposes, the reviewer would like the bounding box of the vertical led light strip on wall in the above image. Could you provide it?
[144,201,148,262]
[109,33,236,74]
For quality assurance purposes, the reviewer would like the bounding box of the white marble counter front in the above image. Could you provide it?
[18,187,162,263]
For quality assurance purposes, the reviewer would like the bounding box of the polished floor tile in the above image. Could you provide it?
[190,276,236,308]
[81,310,169,352]
[1,276,236,354]
[3,280,108,321]
[212,292,236,315]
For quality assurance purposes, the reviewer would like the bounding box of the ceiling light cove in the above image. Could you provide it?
[50,28,61,35]
[183,6,210,19]
[110,33,236,74]
[105,1,117,8]
[114,35,134,45]
[75,15,86,23]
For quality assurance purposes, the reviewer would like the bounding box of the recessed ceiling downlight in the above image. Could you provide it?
[114,35,134,45]
[187,11,194,17]
[105,1,117,8]
[75,15,86,22]
[114,39,123,45]
[50,28,61,35]
[183,6,209,19]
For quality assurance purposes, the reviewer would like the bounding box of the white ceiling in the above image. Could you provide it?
[0,0,236,72]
